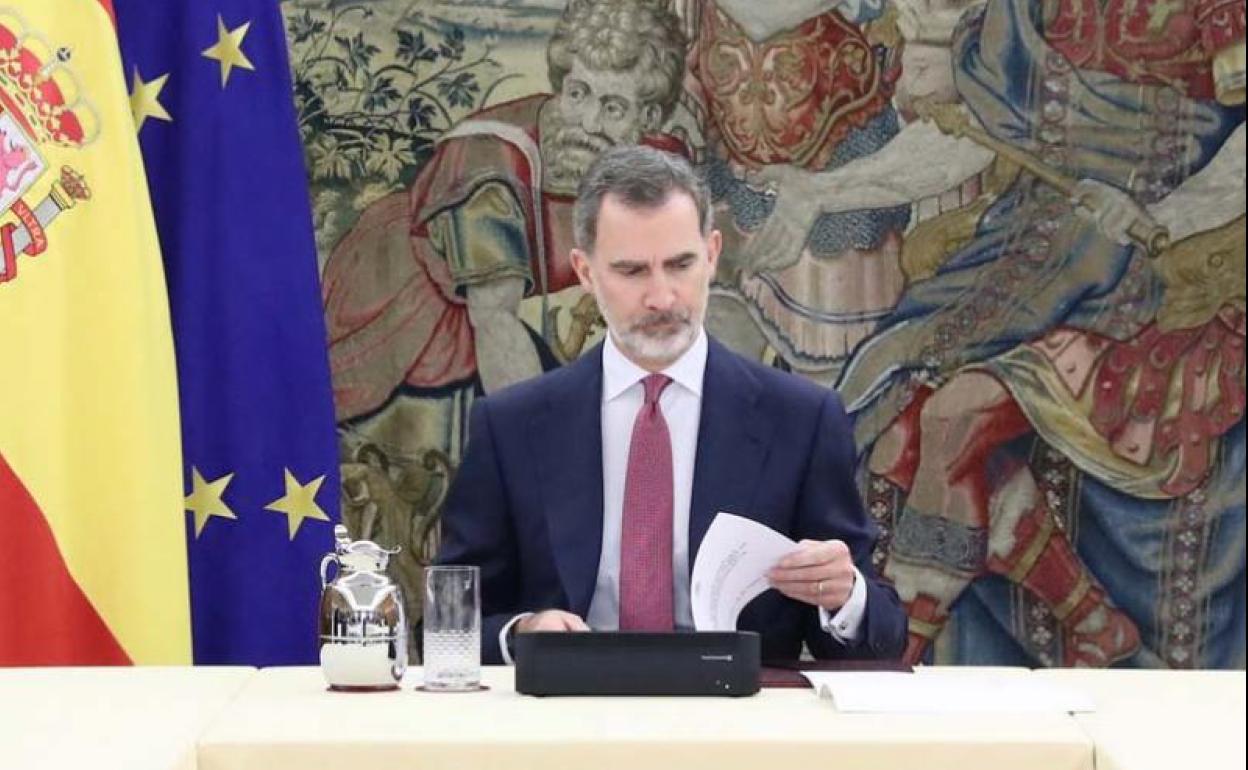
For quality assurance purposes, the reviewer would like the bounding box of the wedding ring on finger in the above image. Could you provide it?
[815,579,825,598]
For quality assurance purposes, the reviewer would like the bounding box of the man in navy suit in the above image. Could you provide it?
[437,145,907,664]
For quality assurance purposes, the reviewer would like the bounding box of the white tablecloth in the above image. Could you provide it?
[1036,669,1246,770]
[195,666,1093,770]
[1,666,255,770]
[9,664,1239,770]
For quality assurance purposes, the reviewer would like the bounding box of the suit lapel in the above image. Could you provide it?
[529,344,604,617]
[689,339,773,560]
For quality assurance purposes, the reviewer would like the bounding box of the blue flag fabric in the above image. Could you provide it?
[115,0,340,665]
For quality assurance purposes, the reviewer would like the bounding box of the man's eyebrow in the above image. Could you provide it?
[607,251,698,268]
[607,252,697,268]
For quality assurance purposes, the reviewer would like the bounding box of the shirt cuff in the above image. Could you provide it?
[498,612,532,665]
[819,566,867,643]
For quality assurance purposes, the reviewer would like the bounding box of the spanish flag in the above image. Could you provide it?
[0,1,190,664]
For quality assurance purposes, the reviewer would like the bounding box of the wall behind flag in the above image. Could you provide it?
[285,0,1246,670]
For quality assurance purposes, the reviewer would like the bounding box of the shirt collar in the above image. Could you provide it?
[602,326,708,403]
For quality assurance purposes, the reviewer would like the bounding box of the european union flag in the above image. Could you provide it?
[115,0,340,665]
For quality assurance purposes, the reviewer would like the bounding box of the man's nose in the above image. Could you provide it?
[580,101,601,134]
[644,272,677,311]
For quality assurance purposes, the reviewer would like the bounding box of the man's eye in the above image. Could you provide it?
[604,102,625,120]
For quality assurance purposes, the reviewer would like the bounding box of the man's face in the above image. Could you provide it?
[895,42,958,120]
[571,190,721,371]
[892,0,974,118]
[543,56,661,190]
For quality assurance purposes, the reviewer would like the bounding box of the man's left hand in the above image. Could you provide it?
[767,539,856,610]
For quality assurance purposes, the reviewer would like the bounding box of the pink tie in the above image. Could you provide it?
[619,373,675,631]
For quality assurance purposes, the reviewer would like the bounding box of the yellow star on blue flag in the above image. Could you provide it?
[202,15,255,87]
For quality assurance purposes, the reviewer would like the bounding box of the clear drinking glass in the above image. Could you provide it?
[422,565,481,691]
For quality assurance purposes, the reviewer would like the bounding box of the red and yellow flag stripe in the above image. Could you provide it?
[0,0,189,665]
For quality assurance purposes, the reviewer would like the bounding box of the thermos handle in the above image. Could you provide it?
[320,553,339,588]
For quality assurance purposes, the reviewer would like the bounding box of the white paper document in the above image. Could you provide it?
[690,512,797,631]
[801,671,1096,714]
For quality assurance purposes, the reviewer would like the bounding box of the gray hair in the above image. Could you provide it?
[573,145,713,252]
[547,0,687,124]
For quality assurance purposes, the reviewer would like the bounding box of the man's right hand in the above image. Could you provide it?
[516,610,591,633]
[1071,178,1158,247]
[738,164,821,276]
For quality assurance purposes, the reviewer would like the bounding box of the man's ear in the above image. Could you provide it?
[570,248,595,293]
[705,229,722,274]
[640,103,663,133]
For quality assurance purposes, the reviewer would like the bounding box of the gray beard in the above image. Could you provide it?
[539,104,631,194]
[601,305,704,369]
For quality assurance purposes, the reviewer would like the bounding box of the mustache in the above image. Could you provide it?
[629,309,692,333]
[552,125,612,155]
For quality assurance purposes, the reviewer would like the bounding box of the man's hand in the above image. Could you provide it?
[737,164,822,275]
[767,539,856,610]
[1072,178,1158,247]
[516,610,591,633]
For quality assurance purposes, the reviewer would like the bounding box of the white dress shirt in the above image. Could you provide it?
[500,328,867,662]
[588,326,709,630]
